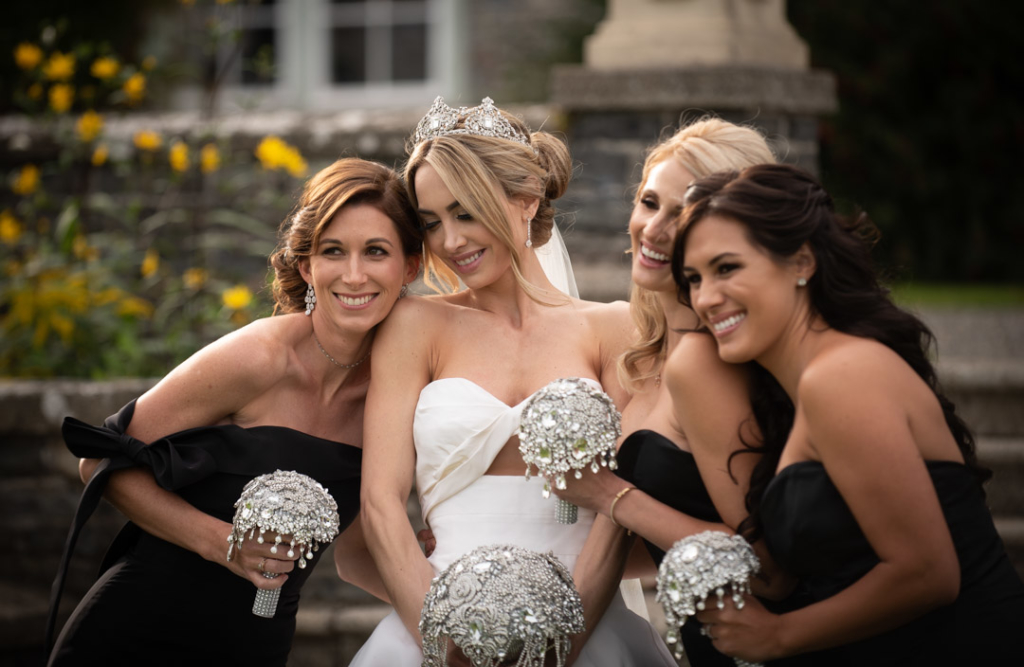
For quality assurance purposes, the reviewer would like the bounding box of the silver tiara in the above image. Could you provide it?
[413,96,532,148]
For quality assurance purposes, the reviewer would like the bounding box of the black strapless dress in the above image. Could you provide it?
[45,400,362,667]
[761,460,1024,666]
[616,429,734,667]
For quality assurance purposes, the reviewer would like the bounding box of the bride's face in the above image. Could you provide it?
[414,163,518,290]
[629,158,695,295]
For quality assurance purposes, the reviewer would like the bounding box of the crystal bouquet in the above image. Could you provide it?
[656,531,762,666]
[420,544,585,667]
[518,377,621,524]
[226,469,340,618]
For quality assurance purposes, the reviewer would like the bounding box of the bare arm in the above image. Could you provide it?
[80,322,300,588]
[560,300,644,662]
[667,334,792,599]
[334,515,390,603]
[360,298,437,640]
[696,349,960,661]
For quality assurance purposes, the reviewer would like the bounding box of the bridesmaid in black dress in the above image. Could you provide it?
[46,158,423,666]
[553,119,796,666]
[676,164,1024,665]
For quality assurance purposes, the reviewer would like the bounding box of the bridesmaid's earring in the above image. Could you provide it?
[525,218,533,248]
[304,283,316,315]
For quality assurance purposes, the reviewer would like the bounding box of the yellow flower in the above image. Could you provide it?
[76,111,104,142]
[133,130,162,151]
[123,72,146,104]
[12,164,40,195]
[183,268,208,290]
[92,144,109,166]
[141,248,160,278]
[117,296,154,319]
[200,143,221,173]
[94,287,124,306]
[222,285,253,310]
[1,210,23,245]
[169,141,190,172]
[142,56,157,71]
[43,51,75,81]
[255,136,307,178]
[15,43,43,70]
[27,83,43,100]
[90,56,120,80]
[72,235,99,261]
[50,312,75,342]
[49,84,74,113]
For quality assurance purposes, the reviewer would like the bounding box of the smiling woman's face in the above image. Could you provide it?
[681,214,807,364]
[414,163,520,291]
[303,203,417,333]
[629,158,696,295]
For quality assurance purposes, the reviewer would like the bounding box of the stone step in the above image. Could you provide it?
[938,358,1024,437]
[291,603,392,667]
[978,437,1024,516]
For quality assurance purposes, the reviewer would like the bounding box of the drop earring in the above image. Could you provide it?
[304,283,316,315]
[399,284,409,299]
[525,218,533,248]
[797,277,807,287]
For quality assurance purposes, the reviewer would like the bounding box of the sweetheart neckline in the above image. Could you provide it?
[419,376,603,409]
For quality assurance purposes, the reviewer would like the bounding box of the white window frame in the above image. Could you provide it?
[172,0,466,112]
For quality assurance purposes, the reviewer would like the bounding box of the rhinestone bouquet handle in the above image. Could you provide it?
[518,378,621,524]
[420,544,585,667]
[656,531,762,667]
[225,470,340,618]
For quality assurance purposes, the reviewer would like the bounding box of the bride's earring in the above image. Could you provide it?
[797,277,807,287]
[399,284,409,299]
[304,283,316,315]
[525,217,533,248]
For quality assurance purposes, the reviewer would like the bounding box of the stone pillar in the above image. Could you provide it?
[549,0,837,301]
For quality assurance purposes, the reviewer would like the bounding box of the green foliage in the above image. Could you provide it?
[1,9,313,378]
[788,1,1024,282]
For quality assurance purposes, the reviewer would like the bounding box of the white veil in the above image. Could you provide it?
[534,221,579,298]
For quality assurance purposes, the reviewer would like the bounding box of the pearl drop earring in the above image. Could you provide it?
[797,277,807,287]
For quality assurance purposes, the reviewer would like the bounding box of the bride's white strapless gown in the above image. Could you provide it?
[350,378,676,666]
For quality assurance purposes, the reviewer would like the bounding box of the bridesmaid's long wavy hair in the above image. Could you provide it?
[619,118,776,391]
[269,158,421,314]
[671,164,988,541]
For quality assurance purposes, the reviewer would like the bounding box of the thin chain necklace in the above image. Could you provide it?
[313,332,370,369]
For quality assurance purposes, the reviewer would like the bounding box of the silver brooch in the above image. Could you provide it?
[518,377,621,523]
[226,469,340,617]
[420,544,585,667]
[412,96,533,149]
[656,531,762,666]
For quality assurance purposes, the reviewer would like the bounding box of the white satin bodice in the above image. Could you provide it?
[413,377,602,523]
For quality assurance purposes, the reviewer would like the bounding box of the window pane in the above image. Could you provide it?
[332,27,367,83]
[241,28,276,85]
[391,24,426,81]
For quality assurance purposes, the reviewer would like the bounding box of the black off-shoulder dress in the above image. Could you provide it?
[761,460,1024,666]
[45,400,362,667]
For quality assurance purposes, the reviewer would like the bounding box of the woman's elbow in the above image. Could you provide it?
[79,458,99,484]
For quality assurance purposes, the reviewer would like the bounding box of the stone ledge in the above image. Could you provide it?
[550,65,838,114]
[295,603,393,637]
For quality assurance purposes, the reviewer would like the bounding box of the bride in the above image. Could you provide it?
[353,97,676,665]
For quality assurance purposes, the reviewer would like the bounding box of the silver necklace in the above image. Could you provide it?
[313,332,370,369]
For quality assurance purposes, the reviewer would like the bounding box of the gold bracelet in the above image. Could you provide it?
[609,486,635,529]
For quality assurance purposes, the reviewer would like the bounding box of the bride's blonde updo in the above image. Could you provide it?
[269,158,421,314]
[619,118,776,391]
[404,103,572,298]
